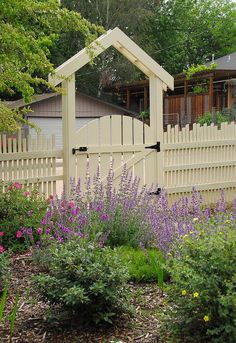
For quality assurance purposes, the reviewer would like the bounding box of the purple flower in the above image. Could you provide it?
[61,226,71,234]
[70,207,80,216]
[45,228,51,235]
[27,228,33,236]
[41,218,47,225]
[100,213,109,221]
[76,232,84,238]
[36,228,43,235]
[95,204,103,212]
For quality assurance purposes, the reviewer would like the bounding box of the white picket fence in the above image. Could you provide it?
[0,122,236,203]
[0,131,63,196]
[164,122,236,203]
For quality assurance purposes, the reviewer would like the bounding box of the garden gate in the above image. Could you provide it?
[49,28,174,195]
[74,115,158,189]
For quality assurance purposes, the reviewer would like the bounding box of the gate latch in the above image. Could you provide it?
[145,141,160,152]
[149,188,161,196]
[72,147,88,154]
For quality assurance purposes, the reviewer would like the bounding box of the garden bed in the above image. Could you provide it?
[1,253,165,343]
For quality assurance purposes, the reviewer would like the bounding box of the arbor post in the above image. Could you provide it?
[149,75,164,187]
[62,73,76,197]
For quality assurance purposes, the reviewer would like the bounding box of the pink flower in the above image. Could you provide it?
[47,195,54,203]
[36,228,43,235]
[16,230,23,238]
[13,182,22,190]
[68,201,75,209]
[0,245,5,253]
[23,191,30,197]
[0,232,4,237]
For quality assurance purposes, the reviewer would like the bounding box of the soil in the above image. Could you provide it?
[1,253,166,343]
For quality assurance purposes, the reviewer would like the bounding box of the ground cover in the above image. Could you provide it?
[0,168,236,342]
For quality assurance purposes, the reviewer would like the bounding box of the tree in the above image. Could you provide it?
[52,0,156,96]
[0,0,102,132]
[142,0,236,74]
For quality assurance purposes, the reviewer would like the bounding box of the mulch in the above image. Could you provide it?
[1,253,166,343]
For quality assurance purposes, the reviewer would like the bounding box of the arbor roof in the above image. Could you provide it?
[49,27,174,90]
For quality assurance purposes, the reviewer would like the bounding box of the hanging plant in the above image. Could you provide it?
[183,63,217,80]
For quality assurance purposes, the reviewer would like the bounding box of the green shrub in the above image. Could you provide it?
[161,220,236,343]
[0,181,48,252]
[33,237,131,324]
[117,246,166,283]
[197,111,227,126]
[0,253,10,292]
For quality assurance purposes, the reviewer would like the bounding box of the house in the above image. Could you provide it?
[7,92,137,148]
[106,52,236,127]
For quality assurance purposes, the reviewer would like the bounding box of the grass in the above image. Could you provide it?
[117,246,166,283]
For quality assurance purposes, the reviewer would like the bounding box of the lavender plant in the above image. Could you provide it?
[38,164,236,255]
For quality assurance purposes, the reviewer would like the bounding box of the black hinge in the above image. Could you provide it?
[145,141,161,152]
[72,147,88,154]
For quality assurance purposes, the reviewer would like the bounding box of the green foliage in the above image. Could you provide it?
[0,0,102,132]
[161,220,236,343]
[9,293,19,342]
[142,0,236,74]
[197,111,227,125]
[117,246,166,284]
[33,237,131,324]
[139,108,150,120]
[192,84,209,94]
[183,63,217,80]
[103,207,151,248]
[0,285,19,341]
[0,253,10,293]
[0,182,48,252]
[0,285,8,326]
[0,103,37,133]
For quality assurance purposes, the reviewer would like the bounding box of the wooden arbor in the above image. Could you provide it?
[49,27,174,193]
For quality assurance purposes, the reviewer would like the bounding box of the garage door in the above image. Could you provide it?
[28,117,94,149]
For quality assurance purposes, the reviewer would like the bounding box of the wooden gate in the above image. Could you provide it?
[49,27,173,195]
[73,115,160,188]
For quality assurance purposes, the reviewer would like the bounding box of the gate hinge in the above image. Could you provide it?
[72,147,88,154]
[145,141,161,152]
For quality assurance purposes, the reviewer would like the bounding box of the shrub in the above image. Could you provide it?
[117,246,166,283]
[161,217,236,343]
[0,181,48,252]
[33,237,131,324]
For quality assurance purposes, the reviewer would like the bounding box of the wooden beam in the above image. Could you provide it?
[209,76,214,112]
